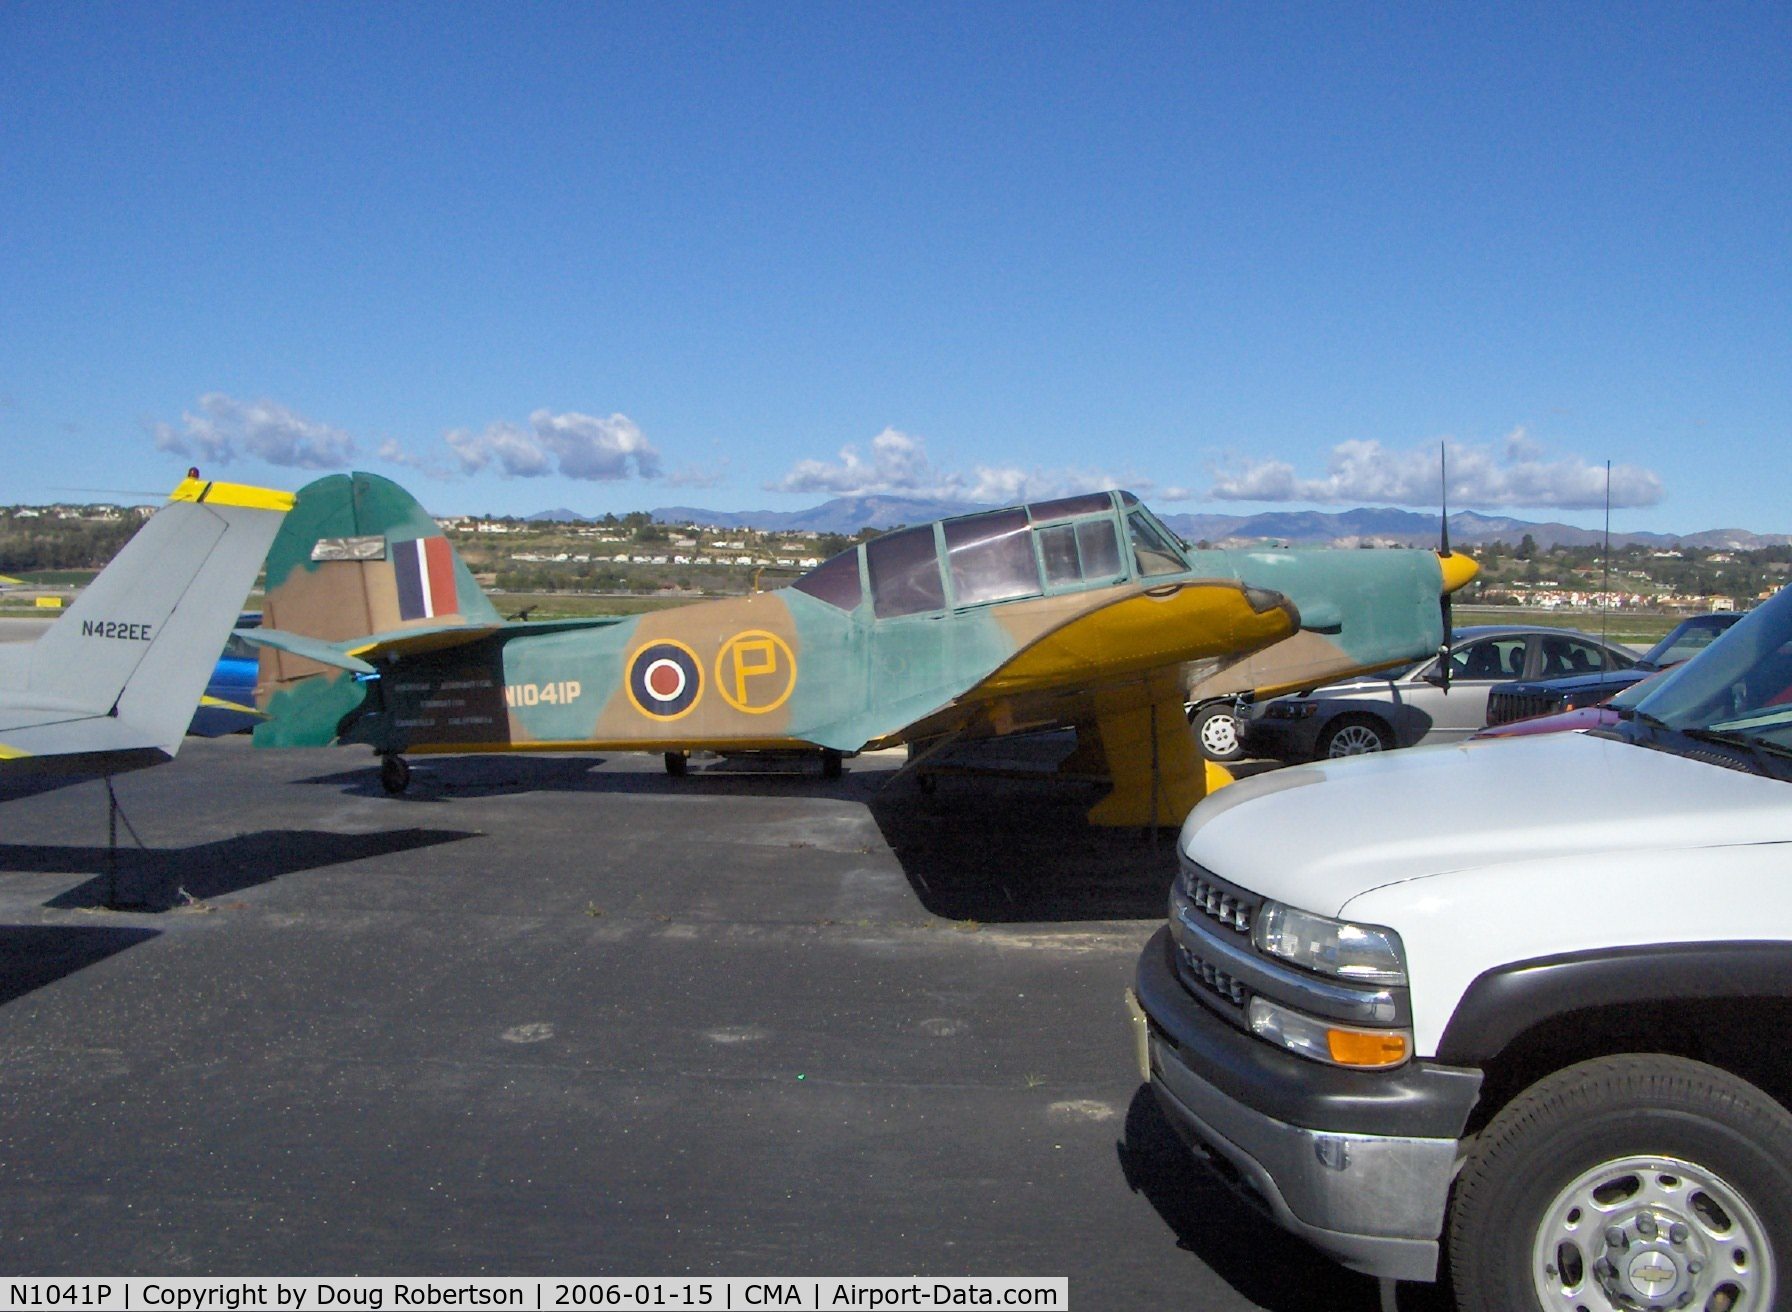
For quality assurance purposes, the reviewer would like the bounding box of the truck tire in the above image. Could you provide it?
[1188,701,1245,763]
[1318,714,1391,758]
[1447,1054,1792,1312]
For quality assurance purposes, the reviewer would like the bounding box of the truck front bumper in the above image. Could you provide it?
[1129,926,1483,1284]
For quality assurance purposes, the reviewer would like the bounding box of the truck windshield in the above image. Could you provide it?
[1632,586,1792,750]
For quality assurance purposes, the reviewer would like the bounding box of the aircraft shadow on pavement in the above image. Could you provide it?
[0,827,478,912]
[1116,1085,1453,1312]
[868,775,1179,923]
[297,752,869,801]
[0,924,160,1007]
[294,744,1183,924]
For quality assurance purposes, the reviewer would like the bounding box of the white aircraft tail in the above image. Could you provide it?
[1,476,293,766]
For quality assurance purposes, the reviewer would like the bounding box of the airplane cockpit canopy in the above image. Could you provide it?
[789,490,1193,617]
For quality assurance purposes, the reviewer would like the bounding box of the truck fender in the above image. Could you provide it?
[1435,940,1792,1065]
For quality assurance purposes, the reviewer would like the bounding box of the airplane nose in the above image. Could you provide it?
[1437,551,1479,593]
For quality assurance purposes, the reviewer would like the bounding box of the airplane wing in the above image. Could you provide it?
[845,577,1299,825]
[0,475,292,782]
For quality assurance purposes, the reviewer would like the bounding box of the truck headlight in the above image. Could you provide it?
[1247,997,1411,1069]
[1254,902,1407,985]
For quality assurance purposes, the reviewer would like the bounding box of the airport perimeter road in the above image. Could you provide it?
[0,738,1443,1310]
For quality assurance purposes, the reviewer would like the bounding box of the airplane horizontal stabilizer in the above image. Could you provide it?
[245,630,377,674]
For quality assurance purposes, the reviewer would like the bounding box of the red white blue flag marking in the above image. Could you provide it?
[394,537,459,620]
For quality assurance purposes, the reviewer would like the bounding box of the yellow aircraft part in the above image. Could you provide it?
[1438,550,1479,593]
[170,476,297,513]
[0,743,30,760]
[979,582,1295,701]
[1080,671,1216,827]
[198,695,264,716]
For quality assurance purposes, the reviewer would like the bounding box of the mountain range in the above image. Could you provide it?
[525,497,1791,551]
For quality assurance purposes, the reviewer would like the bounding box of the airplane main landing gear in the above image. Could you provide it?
[380,753,411,795]
[820,749,843,780]
[664,752,688,777]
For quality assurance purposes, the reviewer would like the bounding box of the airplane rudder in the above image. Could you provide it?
[264,471,499,641]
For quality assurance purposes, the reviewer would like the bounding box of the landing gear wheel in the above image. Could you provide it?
[820,749,843,780]
[663,752,688,777]
[1319,715,1391,759]
[379,754,411,795]
[1188,702,1246,763]
[1447,1054,1792,1312]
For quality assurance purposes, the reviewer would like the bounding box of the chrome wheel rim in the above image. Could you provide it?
[1326,724,1384,755]
[1530,1153,1775,1311]
[1198,712,1239,757]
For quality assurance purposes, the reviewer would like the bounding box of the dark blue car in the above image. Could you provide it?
[188,612,263,736]
[1485,611,1743,727]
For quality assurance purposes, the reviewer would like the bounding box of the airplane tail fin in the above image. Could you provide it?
[18,476,292,757]
[254,471,500,744]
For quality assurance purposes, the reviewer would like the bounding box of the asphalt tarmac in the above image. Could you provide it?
[0,737,1448,1310]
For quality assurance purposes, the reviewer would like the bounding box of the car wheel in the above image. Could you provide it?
[1187,702,1246,764]
[1318,715,1391,758]
[1448,1054,1792,1312]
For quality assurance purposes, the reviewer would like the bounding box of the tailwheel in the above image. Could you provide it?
[664,751,688,777]
[379,753,411,795]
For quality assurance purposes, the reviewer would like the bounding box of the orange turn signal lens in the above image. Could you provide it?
[1325,1027,1410,1068]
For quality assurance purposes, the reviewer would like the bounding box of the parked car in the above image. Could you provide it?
[1475,669,1670,740]
[1484,611,1742,727]
[187,612,262,737]
[1242,625,1636,761]
[1128,581,1792,1305]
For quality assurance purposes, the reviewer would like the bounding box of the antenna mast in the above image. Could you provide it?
[1601,460,1612,651]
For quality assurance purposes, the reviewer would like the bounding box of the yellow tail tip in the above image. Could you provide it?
[170,476,296,513]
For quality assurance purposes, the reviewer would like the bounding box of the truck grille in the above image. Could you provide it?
[1178,864,1260,936]
[1486,689,1561,726]
[1174,943,1249,1011]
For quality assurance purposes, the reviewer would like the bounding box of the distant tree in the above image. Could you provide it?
[1517,533,1538,561]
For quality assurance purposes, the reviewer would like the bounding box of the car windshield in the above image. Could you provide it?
[1639,615,1737,669]
[1632,585,1792,749]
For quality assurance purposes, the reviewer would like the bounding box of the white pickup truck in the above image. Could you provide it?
[1130,586,1792,1311]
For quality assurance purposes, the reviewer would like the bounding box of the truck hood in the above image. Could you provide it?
[1182,732,1792,917]
[1500,668,1644,701]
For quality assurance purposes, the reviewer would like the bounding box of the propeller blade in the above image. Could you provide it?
[1438,443,1453,690]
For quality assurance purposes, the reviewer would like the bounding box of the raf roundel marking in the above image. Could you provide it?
[626,640,703,720]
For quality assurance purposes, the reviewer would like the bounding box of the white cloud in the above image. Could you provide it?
[1208,432,1663,510]
[775,428,943,496]
[772,429,1181,505]
[153,393,355,469]
[445,409,660,481]
[376,438,456,480]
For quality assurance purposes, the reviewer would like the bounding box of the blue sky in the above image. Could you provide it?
[3,2,1787,531]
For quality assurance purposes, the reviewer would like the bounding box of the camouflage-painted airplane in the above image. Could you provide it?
[248,473,1476,824]
[0,475,292,784]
